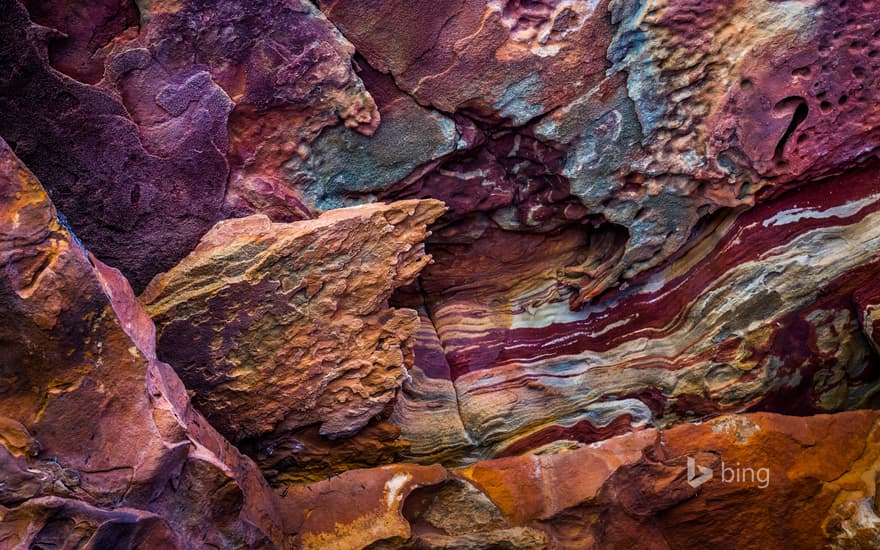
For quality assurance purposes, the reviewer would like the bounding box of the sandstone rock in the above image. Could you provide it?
[412,161,880,462]
[321,0,880,306]
[245,421,410,485]
[319,0,614,125]
[0,497,183,549]
[0,139,285,548]
[856,279,880,357]
[20,0,139,83]
[460,410,880,549]
[278,463,448,550]
[1,0,379,291]
[2,0,880,547]
[388,308,474,465]
[140,199,445,476]
[0,0,230,291]
[107,0,380,223]
[282,410,880,549]
[294,63,464,212]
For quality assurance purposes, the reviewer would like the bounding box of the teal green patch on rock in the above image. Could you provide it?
[492,73,545,125]
[296,97,459,211]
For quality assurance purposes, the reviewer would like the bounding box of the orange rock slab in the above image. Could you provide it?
[0,138,286,548]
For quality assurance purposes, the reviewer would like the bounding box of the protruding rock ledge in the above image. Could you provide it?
[0,138,285,547]
[140,199,446,480]
[283,410,880,549]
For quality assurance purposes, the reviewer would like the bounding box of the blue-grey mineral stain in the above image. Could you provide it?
[295,97,459,211]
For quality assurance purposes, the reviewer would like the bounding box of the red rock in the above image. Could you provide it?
[0,139,285,548]
[140,199,446,480]
[0,497,183,549]
[2,0,880,547]
[319,0,614,124]
[413,162,880,462]
[713,0,880,185]
[278,463,448,550]
[108,0,381,222]
[274,410,880,548]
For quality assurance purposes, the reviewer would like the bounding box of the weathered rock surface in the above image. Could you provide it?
[0,0,378,291]
[294,63,464,212]
[319,0,614,125]
[140,199,445,479]
[321,0,880,305]
[0,0,231,291]
[279,463,450,550]
[2,0,880,548]
[857,279,880,358]
[110,0,380,223]
[0,139,285,547]
[277,410,880,549]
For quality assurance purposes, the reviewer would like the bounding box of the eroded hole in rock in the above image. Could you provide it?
[772,97,809,164]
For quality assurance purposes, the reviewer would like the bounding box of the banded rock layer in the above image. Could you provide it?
[1,0,880,548]
[421,162,880,460]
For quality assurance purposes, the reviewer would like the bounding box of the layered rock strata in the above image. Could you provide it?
[1,0,880,548]
[419,162,880,460]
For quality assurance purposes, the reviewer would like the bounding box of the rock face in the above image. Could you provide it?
[0,0,377,291]
[2,0,880,548]
[140,199,445,480]
[421,162,880,460]
[279,410,880,549]
[0,139,286,547]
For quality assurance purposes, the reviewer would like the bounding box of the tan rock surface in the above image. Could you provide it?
[141,199,445,480]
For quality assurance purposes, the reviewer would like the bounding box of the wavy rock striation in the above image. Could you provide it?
[421,162,880,460]
[1,0,880,548]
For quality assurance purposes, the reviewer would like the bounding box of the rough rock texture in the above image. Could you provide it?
[0,140,287,548]
[294,63,464,212]
[0,0,377,291]
[276,410,880,549]
[111,0,380,223]
[321,0,880,304]
[279,464,450,550]
[319,0,614,124]
[140,199,445,480]
[2,0,880,548]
